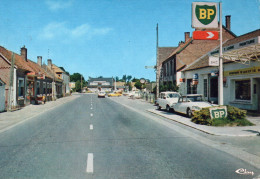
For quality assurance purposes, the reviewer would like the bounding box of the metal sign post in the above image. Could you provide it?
[219,2,223,105]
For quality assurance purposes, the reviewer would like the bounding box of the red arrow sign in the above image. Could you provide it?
[193,31,219,40]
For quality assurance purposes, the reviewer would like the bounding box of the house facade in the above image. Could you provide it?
[180,29,260,111]
[0,46,68,110]
[88,77,114,92]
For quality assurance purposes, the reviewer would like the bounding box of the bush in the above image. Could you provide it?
[191,105,254,126]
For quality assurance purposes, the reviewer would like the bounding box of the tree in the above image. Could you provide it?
[75,80,81,92]
[126,75,132,82]
[132,77,139,82]
[134,80,142,90]
[70,73,85,82]
[122,75,127,82]
[115,76,119,82]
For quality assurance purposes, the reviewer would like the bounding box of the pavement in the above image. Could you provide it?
[109,96,260,137]
[0,95,79,133]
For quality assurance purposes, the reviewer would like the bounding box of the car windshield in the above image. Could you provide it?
[187,95,204,102]
[167,93,179,98]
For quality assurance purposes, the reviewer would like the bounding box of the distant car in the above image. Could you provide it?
[98,91,106,98]
[173,94,214,118]
[129,91,141,99]
[157,91,180,112]
[108,92,122,97]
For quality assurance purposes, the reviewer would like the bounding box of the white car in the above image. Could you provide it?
[157,91,180,112]
[173,94,214,117]
[98,91,106,98]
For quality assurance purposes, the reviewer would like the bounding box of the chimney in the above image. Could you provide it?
[37,56,42,66]
[47,59,52,68]
[20,46,27,61]
[185,32,190,42]
[225,15,231,30]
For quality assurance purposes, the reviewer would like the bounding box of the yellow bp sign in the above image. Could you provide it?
[192,2,218,28]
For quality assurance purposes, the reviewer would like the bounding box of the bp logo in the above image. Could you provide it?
[209,106,227,119]
[195,5,216,25]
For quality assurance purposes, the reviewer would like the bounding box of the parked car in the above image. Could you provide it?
[98,91,106,98]
[173,94,214,118]
[108,92,122,97]
[157,91,180,111]
[129,91,141,99]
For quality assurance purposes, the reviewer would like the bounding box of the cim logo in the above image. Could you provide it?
[210,106,227,119]
[195,5,216,25]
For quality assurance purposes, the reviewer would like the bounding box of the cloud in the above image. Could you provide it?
[45,0,73,11]
[39,22,112,41]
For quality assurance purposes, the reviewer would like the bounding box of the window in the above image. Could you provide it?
[187,79,197,94]
[36,81,40,95]
[204,79,208,97]
[43,82,46,94]
[235,80,251,100]
[18,78,24,97]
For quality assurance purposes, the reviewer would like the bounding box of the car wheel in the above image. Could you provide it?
[186,108,192,118]
[157,105,161,110]
[166,105,170,112]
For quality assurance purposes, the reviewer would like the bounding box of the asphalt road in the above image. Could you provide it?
[0,94,259,178]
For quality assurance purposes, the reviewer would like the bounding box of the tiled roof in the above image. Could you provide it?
[158,47,177,66]
[183,29,260,72]
[0,46,33,72]
[27,60,53,79]
[223,29,260,47]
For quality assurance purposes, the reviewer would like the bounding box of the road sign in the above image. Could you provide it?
[193,31,218,40]
[209,106,227,119]
[209,56,219,66]
[192,2,218,28]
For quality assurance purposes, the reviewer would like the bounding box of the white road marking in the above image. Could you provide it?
[86,153,94,173]
[90,113,93,117]
[90,124,93,130]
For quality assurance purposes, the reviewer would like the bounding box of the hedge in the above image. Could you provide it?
[191,105,254,126]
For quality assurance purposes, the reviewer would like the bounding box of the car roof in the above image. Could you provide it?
[161,91,178,94]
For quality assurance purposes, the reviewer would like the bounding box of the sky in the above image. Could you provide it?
[0,0,259,82]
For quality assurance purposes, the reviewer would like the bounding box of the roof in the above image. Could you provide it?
[157,47,177,66]
[184,29,260,72]
[163,26,236,71]
[0,46,33,72]
[89,77,113,84]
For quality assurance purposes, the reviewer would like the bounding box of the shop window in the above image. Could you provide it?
[187,79,197,94]
[18,78,24,97]
[235,80,251,100]
[204,79,208,97]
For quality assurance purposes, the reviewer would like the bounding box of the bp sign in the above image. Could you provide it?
[209,106,227,119]
[192,2,218,28]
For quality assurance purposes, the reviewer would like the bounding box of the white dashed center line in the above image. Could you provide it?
[90,113,93,117]
[90,124,93,130]
[86,153,94,173]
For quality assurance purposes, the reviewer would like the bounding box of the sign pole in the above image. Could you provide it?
[218,2,223,105]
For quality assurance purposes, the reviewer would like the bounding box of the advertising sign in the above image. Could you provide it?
[193,31,218,40]
[192,2,218,28]
[209,56,219,66]
[209,106,227,119]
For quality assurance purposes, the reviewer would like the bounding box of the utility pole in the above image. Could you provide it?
[218,2,223,105]
[81,75,82,92]
[156,23,159,99]
[8,53,15,111]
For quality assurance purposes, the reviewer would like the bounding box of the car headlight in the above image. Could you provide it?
[192,106,201,111]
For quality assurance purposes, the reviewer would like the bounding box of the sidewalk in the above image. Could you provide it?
[109,96,260,137]
[0,95,79,133]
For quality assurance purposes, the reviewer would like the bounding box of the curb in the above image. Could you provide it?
[147,109,259,137]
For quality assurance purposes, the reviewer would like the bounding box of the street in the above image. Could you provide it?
[0,94,259,178]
